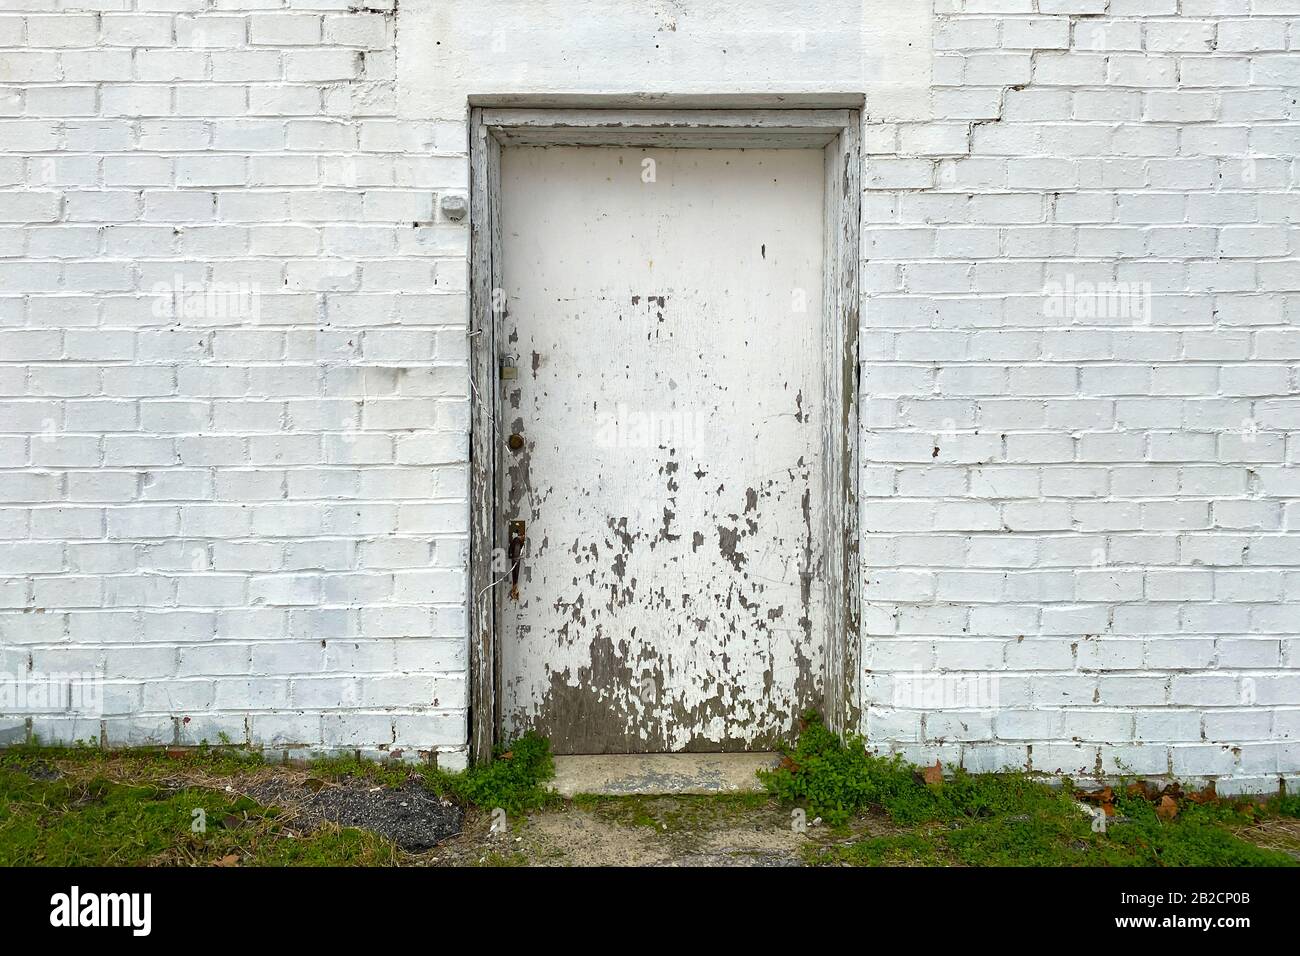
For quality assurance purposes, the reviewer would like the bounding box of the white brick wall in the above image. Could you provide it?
[0,0,1296,788]
[0,0,471,768]
[864,0,1300,793]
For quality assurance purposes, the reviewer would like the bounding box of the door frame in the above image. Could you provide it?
[468,107,861,763]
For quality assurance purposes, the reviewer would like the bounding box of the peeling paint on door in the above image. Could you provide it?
[499,146,826,754]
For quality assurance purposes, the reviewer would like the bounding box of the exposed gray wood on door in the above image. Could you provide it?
[468,111,502,765]
[821,120,862,739]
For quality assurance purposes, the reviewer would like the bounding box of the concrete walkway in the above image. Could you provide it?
[551,753,781,797]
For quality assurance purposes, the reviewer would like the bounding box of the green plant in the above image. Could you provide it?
[303,733,557,814]
[433,732,556,814]
[310,754,414,788]
[772,714,1297,867]
[1270,793,1300,818]
[758,711,923,825]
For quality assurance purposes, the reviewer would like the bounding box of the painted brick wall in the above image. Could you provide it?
[0,0,472,767]
[863,0,1300,794]
[0,0,1296,789]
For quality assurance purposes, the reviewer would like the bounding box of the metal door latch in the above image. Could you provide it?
[507,520,526,601]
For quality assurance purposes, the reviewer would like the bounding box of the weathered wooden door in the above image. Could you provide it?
[497,145,826,754]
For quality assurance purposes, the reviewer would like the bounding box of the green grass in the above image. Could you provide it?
[0,768,397,866]
[0,733,557,866]
[0,740,266,782]
[810,832,944,866]
[572,791,771,833]
[1272,793,1300,818]
[2,727,1295,867]
[813,804,1297,868]
[3,731,559,814]
[768,713,1299,868]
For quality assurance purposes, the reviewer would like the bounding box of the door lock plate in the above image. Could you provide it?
[507,521,526,601]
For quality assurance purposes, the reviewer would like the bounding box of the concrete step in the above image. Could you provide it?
[551,752,780,797]
[0,722,27,746]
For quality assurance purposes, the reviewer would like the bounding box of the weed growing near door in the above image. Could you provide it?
[762,714,1299,867]
[759,713,1066,827]
[314,732,558,814]
[430,733,557,813]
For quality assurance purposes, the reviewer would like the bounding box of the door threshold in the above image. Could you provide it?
[551,753,781,797]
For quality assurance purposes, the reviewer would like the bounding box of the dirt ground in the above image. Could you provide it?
[77,756,852,866]
[424,796,900,867]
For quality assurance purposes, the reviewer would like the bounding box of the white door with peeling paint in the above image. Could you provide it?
[499,145,826,754]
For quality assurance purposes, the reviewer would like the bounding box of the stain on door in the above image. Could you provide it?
[499,146,826,754]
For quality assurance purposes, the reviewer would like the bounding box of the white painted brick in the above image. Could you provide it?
[249,712,322,747]
[1172,745,1238,777]
[101,14,175,47]
[1146,20,1217,53]
[0,3,1291,786]
[393,713,462,747]
[249,13,321,46]
[60,50,134,82]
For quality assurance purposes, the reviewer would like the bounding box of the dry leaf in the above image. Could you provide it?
[1187,781,1217,805]
[1156,795,1179,821]
[214,854,241,867]
[779,755,799,773]
[922,760,943,786]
